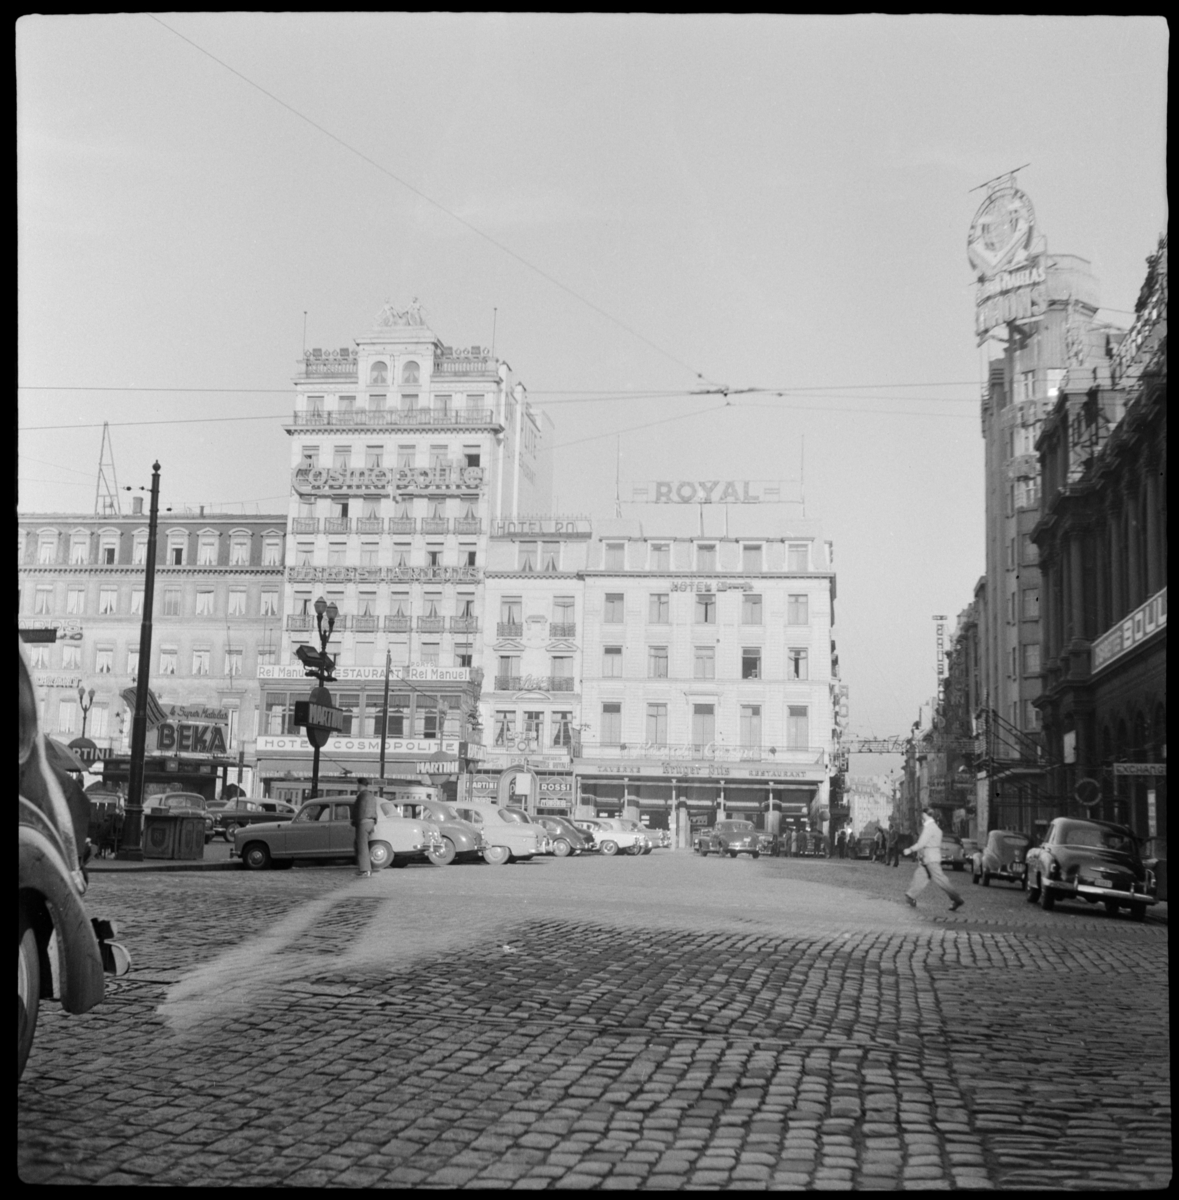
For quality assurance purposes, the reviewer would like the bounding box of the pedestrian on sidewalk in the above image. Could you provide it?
[353,778,378,877]
[835,827,847,859]
[902,807,964,911]
[886,825,900,868]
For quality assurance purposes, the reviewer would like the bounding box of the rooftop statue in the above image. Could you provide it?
[374,297,427,327]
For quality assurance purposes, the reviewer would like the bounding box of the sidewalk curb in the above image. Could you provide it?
[90,861,239,874]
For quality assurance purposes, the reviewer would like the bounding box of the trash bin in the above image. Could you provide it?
[142,813,206,860]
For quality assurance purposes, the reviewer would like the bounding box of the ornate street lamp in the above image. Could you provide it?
[78,686,96,740]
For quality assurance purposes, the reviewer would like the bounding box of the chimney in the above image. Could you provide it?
[199,505,205,517]
[132,496,144,515]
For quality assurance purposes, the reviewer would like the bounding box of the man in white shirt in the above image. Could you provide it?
[902,807,964,911]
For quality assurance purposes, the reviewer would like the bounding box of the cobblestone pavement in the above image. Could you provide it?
[19,853,1170,1189]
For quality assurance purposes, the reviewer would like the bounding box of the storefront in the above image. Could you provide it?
[101,754,234,803]
[255,734,477,806]
[469,750,576,814]
[575,761,825,837]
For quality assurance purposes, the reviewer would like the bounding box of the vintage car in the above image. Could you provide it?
[698,819,762,858]
[757,830,779,857]
[395,798,486,866]
[616,819,656,854]
[535,815,593,857]
[232,795,443,870]
[19,641,130,1080]
[574,817,650,856]
[1025,817,1158,919]
[971,830,1031,887]
[940,835,967,872]
[452,802,550,864]
[145,791,216,843]
[212,799,298,840]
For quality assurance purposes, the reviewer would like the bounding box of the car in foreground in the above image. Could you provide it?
[573,818,650,857]
[452,802,551,864]
[698,819,762,858]
[212,799,298,840]
[144,792,216,843]
[535,815,593,857]
[19,640,130,1080]
[232,796,443,870]
[940,835,967,872]
[971,830,1031,888]
[1025,817,1158,919]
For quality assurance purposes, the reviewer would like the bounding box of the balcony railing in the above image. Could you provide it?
[433,357,498,376]
[289,566,318,582]
[289,409,496,428]
[550,622,577,639]
[494,675,575,693]
[353,615,379,633]
[323,518,351,534]
[387,519,416,534]
[355,518,383,534]
[497,622,523,638]
[449,617,479,633]
[286,615,313,631]
[417,616,445,632]
[454,519,481,534]
[421,518,449,534]
[291,518,319,534]
[384,615,411,632]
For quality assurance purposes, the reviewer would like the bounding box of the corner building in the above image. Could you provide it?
[575,507,838,845]
[257,304,554,802]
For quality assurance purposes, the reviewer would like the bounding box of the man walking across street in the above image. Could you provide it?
[902,807,964,911]
[353,777,378,877]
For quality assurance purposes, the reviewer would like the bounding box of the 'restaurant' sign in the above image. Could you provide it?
[259,663,472,683]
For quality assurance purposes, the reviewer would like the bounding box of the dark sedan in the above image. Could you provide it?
[536,816,592,857]
[971,830,1031,887]
[698,819,762,858]
[1025,817,1158,919]
[212,799,298,840]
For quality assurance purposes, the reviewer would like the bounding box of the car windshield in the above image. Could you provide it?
[1059,823,1139,853]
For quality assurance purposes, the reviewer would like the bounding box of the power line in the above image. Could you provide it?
[548,403,730,451]
[146,14,721,390]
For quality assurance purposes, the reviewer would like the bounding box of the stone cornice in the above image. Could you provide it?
[19,565,286,578]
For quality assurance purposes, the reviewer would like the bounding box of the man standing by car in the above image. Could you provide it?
[353,778,378,877]
[903,807,964,911]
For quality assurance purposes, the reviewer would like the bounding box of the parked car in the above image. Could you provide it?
[452,802,550,865]
[757,831,780,857]
[394,798,486,866]
[940,835,967,872]
[1026,817,1158,919]
[535,816,592,857]
[19,640,130,1080]
[573,818,650,856]
[232,795,443,870]
[213,799,298,840]
[145,792,216,843]
[698,819,762,858]
[971,830,1031,887]
[616,819,655,854]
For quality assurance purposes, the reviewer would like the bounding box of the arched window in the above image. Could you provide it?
[369,361,388,386]
[401,361,420,385]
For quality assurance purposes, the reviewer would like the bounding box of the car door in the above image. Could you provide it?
[330,802,358,854]
[284,803,333,857]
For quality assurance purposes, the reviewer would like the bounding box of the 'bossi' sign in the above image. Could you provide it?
[296,465,484,495]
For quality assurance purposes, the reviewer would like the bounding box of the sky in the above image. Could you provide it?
[17,14,1168,765]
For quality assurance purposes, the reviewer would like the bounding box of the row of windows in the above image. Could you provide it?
[592,703,810,749]
[297,498,481,522]
[26,531,283,567]
[25,642,267,677]
[597,542,811,573]
[29,585,281,618]
[262,689,463,737]
[290,593,477,618]
[492,710,575,747]
[299,445,482,472]
[595,645,810,681]
[294,545,479,569]
[580,593,809,625]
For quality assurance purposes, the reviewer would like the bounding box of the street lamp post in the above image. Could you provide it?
[78,686,96,739]
[308,596,338,800]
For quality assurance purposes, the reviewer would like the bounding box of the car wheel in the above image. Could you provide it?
[697,844,708,856]
[367,841,392,870]
[728,850,738,859]
[1039,880,1055,911]
[483,845,511,866]
[552,839,572,858]
[600,840,619,856]
[1129,903,1147,922]
[982,871,991,887]
[242,842,272,871]
[953,863,964,872]
[18,905,40,1082]
[1103,899,1119,915]
[222,827,235,842]
[641,846,653,855]
[427,838,457,867]
[273,859,295,870]
[752,852,760,859]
